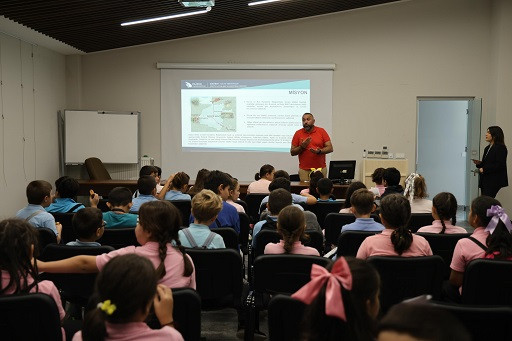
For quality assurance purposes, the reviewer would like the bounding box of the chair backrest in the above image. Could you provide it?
[409,213,435,232]
[0,293,63,340]
[97,198,110,212]
[367,255,444,313]
[304,230,324,256]
[169,200,192,227]
[336,230,381,257]
[415,232,469,279]
[236,199,248,212]
[50,212,75,243]
[238,212,250,254]
[172,288,202,341]
[305,201,345,228]
[324,213,355,247]
[253,254,331,295]
[244,193,268,223]
[97,227,139,249]
[39,244,114,306]
[212,227,239,250]
[185,248,243,309]
[37,227,57,252]
[253,229,281,259]
[85,157,111,180]
[268,294,307,341]
[430,301,512,341]
[462,259,512,305]
[289,174,300,182]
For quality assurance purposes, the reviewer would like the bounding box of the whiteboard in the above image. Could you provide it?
[64,110,139,164]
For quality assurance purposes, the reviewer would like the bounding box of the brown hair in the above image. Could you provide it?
[380,194,413,255]
[171,172,190,191]
[371,168,385,184]
[350,189,375,215]
[413,175,428,199]
[26,180,52,205]
[277,205,307,253]
[191,189,223,223]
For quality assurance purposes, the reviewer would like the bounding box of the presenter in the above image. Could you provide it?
[290,113,333,182]
[472,126,508,198]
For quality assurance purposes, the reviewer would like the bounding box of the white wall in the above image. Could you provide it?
[68,0,510,207]
[0,33,66,217]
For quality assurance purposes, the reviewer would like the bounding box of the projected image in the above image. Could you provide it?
[191,96,236,132]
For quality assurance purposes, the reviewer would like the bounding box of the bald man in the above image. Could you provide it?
[290,113,333,182]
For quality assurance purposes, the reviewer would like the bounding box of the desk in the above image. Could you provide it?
[78,180,348,199]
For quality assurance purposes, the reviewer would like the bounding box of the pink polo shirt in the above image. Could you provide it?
[247,179,272,194]
[264,240,320,256]
[96,242,196,289]
[450,227,489,273]
[73,321,183,341]
[356,229,433,259]
[417,220,468,234]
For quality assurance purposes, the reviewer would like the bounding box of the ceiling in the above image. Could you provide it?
[0,0,402,54]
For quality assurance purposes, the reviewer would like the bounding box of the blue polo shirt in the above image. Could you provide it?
[130,194,158,213]
[164,190,191,201]
[16,204,58,235]
[178,223,225,249]
[341,218,385,232]
[46,198,85,213]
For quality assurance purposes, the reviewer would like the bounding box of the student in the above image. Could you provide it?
[377,302,470,341]
[316,178,335,201]
[179,190,225,249]
[264,205,320,256]
[189,170,240,234]
[67,207,104,246]
[164,172,191,201]
[247,164,275,194]
[369,167,386,197]
[341,189,384,233]
[16,180,62,243]
[134,165,173,200]
[293,257,380,341]
[449,196,512,290]
[339,181,367,213]
[253,188,293,248]
[403,173,432,213]
[356,194,432,259]
[102,187,138,229]
[273,169,290,180]
[0,219,66,331]
[74,254,183,341]
[38,200,196,289]
[260,177,317,209]
[130,175,159,213]
[380,167,404,198]
[155,166,164,194]
[417,192,467,234]
[300,170,324,197]
[46,176,85,213]
[187,168,209,197]
[226,177,245,213]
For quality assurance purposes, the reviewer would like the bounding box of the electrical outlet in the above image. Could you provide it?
[395,153,405,159]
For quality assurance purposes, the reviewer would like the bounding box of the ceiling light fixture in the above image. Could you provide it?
[248,0,281,6]
[179,0,215,7]
[121,7,211,26]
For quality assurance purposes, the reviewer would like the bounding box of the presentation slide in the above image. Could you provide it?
[181,79,310,152]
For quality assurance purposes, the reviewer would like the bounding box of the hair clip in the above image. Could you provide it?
[97,299,117,315]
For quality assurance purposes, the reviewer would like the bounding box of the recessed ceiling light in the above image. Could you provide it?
[121,7,211,26]
[248,0,281,6]
[179,0,215,7]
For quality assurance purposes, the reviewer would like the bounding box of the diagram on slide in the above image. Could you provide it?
[190,96,236,132]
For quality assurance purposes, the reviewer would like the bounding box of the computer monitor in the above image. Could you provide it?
[328,160,356,182]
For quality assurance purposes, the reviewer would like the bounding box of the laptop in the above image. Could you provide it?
[328,160,356,184]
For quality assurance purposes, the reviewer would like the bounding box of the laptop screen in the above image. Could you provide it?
[328,160,356,181]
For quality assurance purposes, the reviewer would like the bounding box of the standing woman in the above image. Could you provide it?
[473,126,508,198]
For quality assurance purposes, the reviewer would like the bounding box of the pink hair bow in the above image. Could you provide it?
[291,257,353,321]
[485,205,512,234]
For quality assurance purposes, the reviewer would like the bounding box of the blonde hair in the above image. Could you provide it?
[191,189,223,223]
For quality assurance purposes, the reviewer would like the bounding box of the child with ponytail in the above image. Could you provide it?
[38,200,195,289]
[264,205,320,256]
[74,254,183,341]
[164,172,191,201]
[357,194,432,259]
[417,192,467,234]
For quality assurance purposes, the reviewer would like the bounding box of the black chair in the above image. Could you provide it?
[462,259,512,305]
[304,230,324,256]
[415,232,470,279]
[172,288,202,341]
[268,294,306,341]
[0,293,63,341]
[253,229,281,260]
[239,212,251,255]
[39,244,115,307]
[324,213,355,249]
[305,201,344,228]
[367,255,444,313]
[289,174,300,182]
[244,193,268,223]
[169,200,192,227]
[186,248,243,310]
[245,255,331,340]
[97,198,110,212]
[37,227,57,252]
[50,212,75,243]
[236,199,248,213]
[97,227,139,249]
[409,213,434,232]
[336,230,381,257]
[213,227,239,250]
[430,301,512,341]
